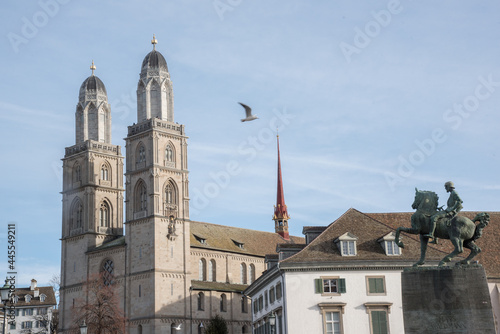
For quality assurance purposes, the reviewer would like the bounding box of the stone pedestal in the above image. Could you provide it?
[401,265,495,334]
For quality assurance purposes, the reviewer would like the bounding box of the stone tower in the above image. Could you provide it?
[60,61,124,328]
[124,36,191,331]
[273,135,290,240]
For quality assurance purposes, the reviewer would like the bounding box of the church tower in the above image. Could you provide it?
[124,36,190,332]
[60,62,124,329]
[273,135,290,240]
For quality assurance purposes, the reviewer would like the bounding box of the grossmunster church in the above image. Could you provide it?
[59,37,303,333]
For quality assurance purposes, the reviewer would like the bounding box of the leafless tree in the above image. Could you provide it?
[71,273,126,334]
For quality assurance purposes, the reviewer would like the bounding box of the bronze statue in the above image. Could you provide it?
[424,181,463,243]
[395,188,489,267]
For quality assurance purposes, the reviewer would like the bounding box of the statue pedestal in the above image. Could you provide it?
[401,265,496,334]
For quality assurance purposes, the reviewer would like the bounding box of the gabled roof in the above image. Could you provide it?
[12,286,56,307]
[367,211,500,278]
[281,208,447,267]
[190,221,304,257]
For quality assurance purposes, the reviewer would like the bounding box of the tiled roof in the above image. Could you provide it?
[190,221,304,256]
[12,286,56,307]
[88,236,126,253]
[191,280,248,293]
[367,211,500,278]
[281,208,448,267]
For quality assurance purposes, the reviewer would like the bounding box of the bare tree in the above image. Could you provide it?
[71,273,126,334]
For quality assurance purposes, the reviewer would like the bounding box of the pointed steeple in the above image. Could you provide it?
[273,134,290,240]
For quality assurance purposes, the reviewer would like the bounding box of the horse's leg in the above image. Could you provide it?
[439,237,463,266]
[413,234,429,267]
[458,240,481,265]
[395,226,420,249]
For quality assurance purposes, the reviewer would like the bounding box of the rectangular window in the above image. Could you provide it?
[325,311,341,334]
[367,277,386,295]
[315,278,346,294]
[341,241,356,256]
[386,241,401,255]
[10,323,15,330]
[370,310,388,334]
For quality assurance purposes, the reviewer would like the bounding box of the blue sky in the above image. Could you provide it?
[1,0,500,287]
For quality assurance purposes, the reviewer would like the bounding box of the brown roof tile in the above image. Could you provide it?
[190,221,304,257]
[12,286,56,307]
[191,280,248,293]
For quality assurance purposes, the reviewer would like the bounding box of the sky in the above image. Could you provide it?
[1,0,500,287]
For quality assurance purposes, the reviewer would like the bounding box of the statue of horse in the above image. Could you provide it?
[394,188,490,267]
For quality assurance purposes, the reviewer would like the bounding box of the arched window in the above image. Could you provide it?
[199,259,207,281]
[135,181,147,212]
[136,143,146,164]
[100,164,109,181]
[249,264,256,284]
[70,198,83,230]
[242,325,249,333]
[100,201,110,227]
[241,296,248,313]
[220,294,227,312]
[102,259,114,286]
[208,259,216,282]
[165,182,176,205]
[137,325,142,334]
[165,144,174,163]
[240,263,247,284]
[197,292,204,311]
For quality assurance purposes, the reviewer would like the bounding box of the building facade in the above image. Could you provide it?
[59,38,303,334]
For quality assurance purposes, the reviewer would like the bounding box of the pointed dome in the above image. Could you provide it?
[141,49,168,73]
[79,75,107,95]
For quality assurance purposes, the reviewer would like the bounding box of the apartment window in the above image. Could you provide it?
[335,232,358,256]
[365,303,392,334]
[319,303,345,334]
[25,294,32,303]
[315,277,346,295]
[269,286,275,303]
[385,240,401,256]
[366,276,386,295]
[276,282,282,300]
[21,321,33,329]
[10,322,15,330]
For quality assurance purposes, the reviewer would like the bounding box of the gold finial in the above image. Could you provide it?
[90,60,96,76]
[277,127,279,137]
[151,34,158,50]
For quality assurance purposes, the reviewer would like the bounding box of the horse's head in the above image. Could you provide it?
[412,188,421,210]
[412,189,439,213]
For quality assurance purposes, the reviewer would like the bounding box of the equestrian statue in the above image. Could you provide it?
[394,182,490,267]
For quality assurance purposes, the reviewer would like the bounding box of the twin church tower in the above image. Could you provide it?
[59,37,292,333]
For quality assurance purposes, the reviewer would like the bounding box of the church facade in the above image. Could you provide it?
[59,39,303,334]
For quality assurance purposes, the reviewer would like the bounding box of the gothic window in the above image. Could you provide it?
[100,164,109,181]
[70,198,83,230]
[165,144,174,163]
[208,259,216,282]
[100,201,110,227]
[199,258,207,281]
[240,263,247,284]
[165,182,176,205]
[135,181,147,212]
[102,259,114,286]
[249,264,255,284]
[136,143,146,165]
[241,296,248,313]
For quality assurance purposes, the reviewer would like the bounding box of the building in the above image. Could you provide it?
[245,209,500,334]
[6,279,56,334]
[58,37,303,334]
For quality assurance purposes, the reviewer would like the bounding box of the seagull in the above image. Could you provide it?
[238,102,258,122]
[173,324,182,331]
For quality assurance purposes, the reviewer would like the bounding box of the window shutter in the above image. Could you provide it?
[315,279,323,293]
[339,278,346,293]
[371,311,388,334]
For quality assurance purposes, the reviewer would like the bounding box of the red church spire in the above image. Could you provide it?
[273,134,290,240]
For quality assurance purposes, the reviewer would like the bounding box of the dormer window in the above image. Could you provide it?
[40,294,46,302]
[194,234,206,245]
[25,294,32,303]
[232,240,244,249]
[334,232,358,256]
[378,232,402,256]
[13,295,19,304]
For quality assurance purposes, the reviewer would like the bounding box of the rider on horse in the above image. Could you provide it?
[424,181,463,242]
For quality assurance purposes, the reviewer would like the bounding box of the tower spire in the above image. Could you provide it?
[273,134,290,240]
[90,60,96,76]
[151,34,158,50]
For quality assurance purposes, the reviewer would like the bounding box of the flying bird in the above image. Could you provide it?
[173,324,182,331]
[238,102,258,122]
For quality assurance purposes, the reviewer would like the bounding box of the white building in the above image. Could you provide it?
[245,208,457,334]
[6,279,56,334]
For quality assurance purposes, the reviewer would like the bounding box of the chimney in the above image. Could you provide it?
[30,279,37,291]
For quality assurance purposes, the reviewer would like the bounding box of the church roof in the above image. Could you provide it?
[190,221,304,257]
[141,49,168,73]
[191,280,248,293]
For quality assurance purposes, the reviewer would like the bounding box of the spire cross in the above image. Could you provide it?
[151,34,158,50]
[90,60,96,76]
